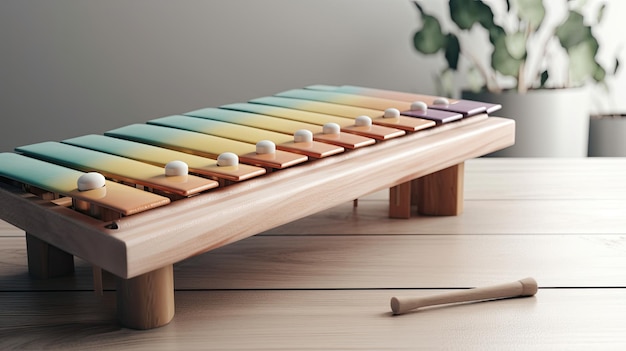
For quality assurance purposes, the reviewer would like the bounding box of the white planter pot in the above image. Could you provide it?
[462,88,590,157]
[588,115,626,156]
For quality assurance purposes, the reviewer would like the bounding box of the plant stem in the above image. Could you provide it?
[517,22,534,93]
[527,27,556,89]
[517,60,527,93]
[463,50,501,93]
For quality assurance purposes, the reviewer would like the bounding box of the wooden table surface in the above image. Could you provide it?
[1,158,626,350]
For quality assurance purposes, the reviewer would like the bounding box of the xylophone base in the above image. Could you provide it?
[25,235,175,330]
[415,162,464,216]
[389,162,465,219]
[116,265,175,329]
[26,233,75,279]
[22,164,465,329]
[2,116,515,329]
[21,163,465,329]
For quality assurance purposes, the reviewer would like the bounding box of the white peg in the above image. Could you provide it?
[433,97,450,106]
[294,129,313,143]
[322,123,341,135]
[77,172,106,191]
[217,152,239,167]
[355,115,372,127]
[165,160,188,176]
[383,108,400,119]
[256,140,276,154]
[410,101,428,112]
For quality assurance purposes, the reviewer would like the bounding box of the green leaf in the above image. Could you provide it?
[568,40,602,85]
[413,14,447,54]
[449,0,495,30]
[466,66,485,92]
[437,68,455,97]
[504,31,527,60]
[512,0,545,30]
[593,64,606,82]
[491,35,523,78]
[556,11,593,50]
[444,34,461,70]
[488,25,507,46]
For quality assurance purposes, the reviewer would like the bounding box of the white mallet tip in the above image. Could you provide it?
[322,123,341,135]
[383,108,400,118]
[165,160,188,176]
[410,101,428,112]
[294,129,313,143]
[355,115,372,127]
[217,152,239,167]
[256,140,276,154]
[433,97,450,106]
[77,172,106,191]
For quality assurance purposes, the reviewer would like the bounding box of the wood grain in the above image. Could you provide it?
[3,233,626,291]
[0,117,514,279]
[414,162,464,215]
[1,289,626,350]
[2,158,625,349]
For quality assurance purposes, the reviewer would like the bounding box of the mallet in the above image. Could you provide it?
[390,277,538,315]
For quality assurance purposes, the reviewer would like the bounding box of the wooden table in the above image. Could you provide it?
[1,158,626,350]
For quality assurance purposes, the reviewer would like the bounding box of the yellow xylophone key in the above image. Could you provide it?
[307,84,453,105]
[148,115,344,159]
[292,89,464,124]
[185,104,375,149]
[277,88,413,112]
[105,124,307,169]
[15,142,218,197]
[63,135,266,182]
[249,97,406,140]
[275,89,439,132]
[193,105,375,149]
[0,152,170,216]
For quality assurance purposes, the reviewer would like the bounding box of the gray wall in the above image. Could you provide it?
[1,0,624,152]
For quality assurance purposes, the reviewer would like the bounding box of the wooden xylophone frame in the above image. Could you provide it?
[0,114,515,329]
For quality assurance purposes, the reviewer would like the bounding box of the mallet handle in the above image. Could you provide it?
[390,277,538,315]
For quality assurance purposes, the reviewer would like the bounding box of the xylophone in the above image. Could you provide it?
[0,85,515,329]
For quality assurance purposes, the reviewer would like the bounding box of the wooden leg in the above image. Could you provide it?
[389,181,412,219]
[414,162,465,216]
[25,233,74,279]
[116,265,175,329]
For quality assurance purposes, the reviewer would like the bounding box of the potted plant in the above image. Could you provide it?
[588,113,626,156]
[411,0,620,157]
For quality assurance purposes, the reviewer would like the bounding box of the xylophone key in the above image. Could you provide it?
[400,101,463,124]
[254,94,434,133]
[274,89,439,131]
[312,85,502,115]
[249,96,406,140]
[307,84,451,105]
[276,88,413,112]
[63,135,266,182]
[277,88,463,124]
[148,115,344,159]
[185,105,375,153]
[429,97,502,116]
[0,152,170,217]
[105,124,308,169]
[16,142,219,197]
[199,104,376,149]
